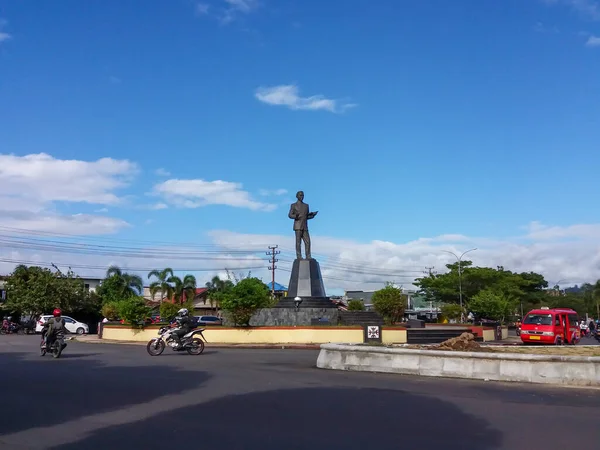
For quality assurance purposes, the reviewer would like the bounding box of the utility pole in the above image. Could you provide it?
[266,245,280,295]
[424,266,436,276]
[442,248,477,323]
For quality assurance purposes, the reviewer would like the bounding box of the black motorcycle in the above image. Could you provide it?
[146,325,206,356]
[40,329,67,358]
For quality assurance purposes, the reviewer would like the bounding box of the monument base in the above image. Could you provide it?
[250,308,339,326]
[277,258,337,309]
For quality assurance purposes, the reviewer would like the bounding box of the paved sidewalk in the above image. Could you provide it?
[75,335,320,350]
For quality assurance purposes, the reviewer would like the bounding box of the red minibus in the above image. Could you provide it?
[520,307,580,345]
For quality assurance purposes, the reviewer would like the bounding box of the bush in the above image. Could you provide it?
[347,299,365,311]
[101,302,120,321]
[441,304,463,322]
[469,289,517,324]
[116,297,152,327]
[372,285,407,325]
[159,302,180,323]
[220,277,271,326]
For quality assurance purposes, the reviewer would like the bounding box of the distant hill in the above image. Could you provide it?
[564,285,582,294]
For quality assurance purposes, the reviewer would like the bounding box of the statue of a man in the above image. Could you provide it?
[288,191,318,259]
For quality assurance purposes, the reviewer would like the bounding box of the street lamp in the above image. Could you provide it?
[442,248,477,323]
[294,296,303,311]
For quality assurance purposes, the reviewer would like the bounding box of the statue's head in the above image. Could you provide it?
[296,191,304,201]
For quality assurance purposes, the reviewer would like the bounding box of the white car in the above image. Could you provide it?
[36,315,89,335]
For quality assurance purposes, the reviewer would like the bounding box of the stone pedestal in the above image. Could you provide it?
[276,258,336,309]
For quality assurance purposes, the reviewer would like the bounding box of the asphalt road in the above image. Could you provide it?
[0,335,599,450]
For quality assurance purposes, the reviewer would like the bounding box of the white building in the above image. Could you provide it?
[81,277,102,293]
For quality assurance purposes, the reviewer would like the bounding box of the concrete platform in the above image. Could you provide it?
[317,343,600,387]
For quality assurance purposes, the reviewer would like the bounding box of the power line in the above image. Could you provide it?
[0,257,266,274]
[0,225,436,280]
[266,245,280,295]
[0,225,231,248]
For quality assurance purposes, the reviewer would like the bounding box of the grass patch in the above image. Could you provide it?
[401,344,600,356]
[482,346,600,357]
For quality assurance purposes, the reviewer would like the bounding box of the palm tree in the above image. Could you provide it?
[148,268,175,302]
[205,275,234,310]
[170,274,197,304]
[105,265,143,297]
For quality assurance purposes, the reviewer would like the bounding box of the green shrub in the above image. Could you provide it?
[101,302,120,321]
[116,297,151,327]
[347,299,365,311]
[159,302,180,322]
[220,277,271,326]
[441,304,463,322]
[372,285,407,325]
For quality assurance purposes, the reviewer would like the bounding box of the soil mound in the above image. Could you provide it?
[431,332,481,352]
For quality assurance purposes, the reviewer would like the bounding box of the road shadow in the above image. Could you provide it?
[52,387,503,450]
[469,383,600,408]
[52,353,103,359]
[0,351,210,436]
[154,349,219,356]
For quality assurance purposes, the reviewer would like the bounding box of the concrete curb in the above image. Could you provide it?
[74,338,319,350]
[316,343,600,387]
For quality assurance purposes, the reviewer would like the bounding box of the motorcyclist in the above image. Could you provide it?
[171,308,193,348]
[41,309,67,350]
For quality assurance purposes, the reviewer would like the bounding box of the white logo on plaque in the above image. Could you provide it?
[367,326,380,339]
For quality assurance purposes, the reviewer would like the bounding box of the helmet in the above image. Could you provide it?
[177,308,189,317]
[53,308,62,317]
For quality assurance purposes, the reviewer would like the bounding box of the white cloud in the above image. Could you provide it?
[255,85,357,113]
[259,188,288,196]
[196,3,210,15]
[152,179,276,211]
[154,168,171,177]
[542,0,600,20]
[0,153,136,235]
[94,208,109,213]
[585,35,600,46]
[0,18,11,44]
[224,0,259,13]
[533,22,559,33]
[0,213,129,236]
[0,153,137,205]
[207,221,600,292]
[196,0,260,24]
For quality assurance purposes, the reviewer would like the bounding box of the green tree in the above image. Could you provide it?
[468,289,518,323]
[414,262,548,313]
[4,265,88,317]
[371,284,407,325]
[148,268,175,301]
[220,277,271,326]
[96,266,143,304]
[347,299,365,311]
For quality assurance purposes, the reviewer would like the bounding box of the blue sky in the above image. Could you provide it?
[1,0,599,291]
